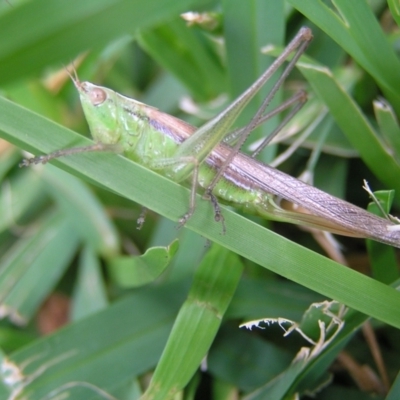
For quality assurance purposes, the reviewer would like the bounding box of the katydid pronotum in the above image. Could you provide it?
[21,27,400,249]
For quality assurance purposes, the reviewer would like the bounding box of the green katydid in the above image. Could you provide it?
[21,27,400,249]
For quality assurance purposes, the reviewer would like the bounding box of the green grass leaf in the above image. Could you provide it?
[0,0,214,85]
[1,1,400,397]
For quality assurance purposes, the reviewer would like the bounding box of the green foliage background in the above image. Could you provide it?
[0,0,399,399]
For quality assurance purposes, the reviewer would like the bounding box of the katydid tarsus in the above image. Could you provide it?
[21,27,400,249]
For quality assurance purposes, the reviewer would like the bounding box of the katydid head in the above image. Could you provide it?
[66,67,107,107]
[66,69,121,145]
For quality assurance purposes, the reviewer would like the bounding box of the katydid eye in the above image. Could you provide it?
[90,88,107,106]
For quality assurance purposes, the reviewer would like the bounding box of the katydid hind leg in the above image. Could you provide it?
[172,27,313,181]
[205,28,312,196]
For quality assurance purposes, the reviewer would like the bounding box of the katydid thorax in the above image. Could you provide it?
[21,27,400,249]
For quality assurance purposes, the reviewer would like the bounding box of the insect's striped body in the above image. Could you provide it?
[78,81,400,248]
